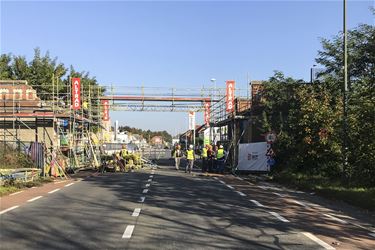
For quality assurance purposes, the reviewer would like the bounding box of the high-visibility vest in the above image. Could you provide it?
[217,149,225,159]
[121,149,128,157]
[186,149,194,160]
[201,148,208,158]
[173,149,182,158]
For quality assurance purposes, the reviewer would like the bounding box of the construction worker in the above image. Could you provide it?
[185,144,195,173]
[216,145,226,174]
[173,144,183,170]
[201,144,208,173]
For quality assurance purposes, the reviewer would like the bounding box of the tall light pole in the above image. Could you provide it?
[210,78,216,144]
[343,0,348,178]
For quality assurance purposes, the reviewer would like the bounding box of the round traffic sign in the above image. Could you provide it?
[265,131,277,143]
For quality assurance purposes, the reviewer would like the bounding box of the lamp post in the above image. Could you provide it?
[310,64,317,83]
[210,78,216,144]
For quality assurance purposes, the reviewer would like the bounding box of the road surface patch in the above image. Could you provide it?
[250,200,265,207]
[0,205,19,215]
[268,211,290,222]
[48,188,61,194]
[27,196,43,202]
[9,191,24,196]
[143,189,149,194]
[132,208,141,217]
[139,196,145,203]
[65,183,74,187]
[324,214,348,224]
[302,232,335,250]
[236,191,246,197]
[122,225,135,239]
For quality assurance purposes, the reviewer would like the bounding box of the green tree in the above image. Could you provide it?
[0,54,14,79]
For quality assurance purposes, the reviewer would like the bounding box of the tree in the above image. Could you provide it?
[0,54,14,79]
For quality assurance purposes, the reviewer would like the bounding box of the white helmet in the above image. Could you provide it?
[219,145,223,149]
[189,145,194,149]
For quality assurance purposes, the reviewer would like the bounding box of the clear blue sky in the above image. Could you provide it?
[1,0,373,135]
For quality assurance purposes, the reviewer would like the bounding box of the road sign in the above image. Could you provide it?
[188,111,195,130]
[265,131,277,144]
[267,158,276,166]
[266,147,275,157]
[226,80,235,112]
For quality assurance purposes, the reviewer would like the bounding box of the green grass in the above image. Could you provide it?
[271,172,375,211]
[0,177,53,197]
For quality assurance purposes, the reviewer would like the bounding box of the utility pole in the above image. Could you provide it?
[343,0,349,178]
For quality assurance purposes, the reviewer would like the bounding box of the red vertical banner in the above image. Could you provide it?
[226,80,235,112]
[204,101,210,126]
[72,78,81,110]
[102,100,110,121]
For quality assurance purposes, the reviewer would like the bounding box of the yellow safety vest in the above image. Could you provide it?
[187,149,194,160]
[201,148,208,158]
[217,149,225,159]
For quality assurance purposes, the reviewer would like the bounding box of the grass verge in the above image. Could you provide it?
[0,177,53,197]
[271,172,375,211]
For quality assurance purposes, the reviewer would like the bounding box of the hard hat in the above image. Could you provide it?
[189,145,194,149]
[219,145,223,149]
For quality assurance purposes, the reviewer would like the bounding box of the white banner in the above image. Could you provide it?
[237,142,270,171]
[188,111,195,130]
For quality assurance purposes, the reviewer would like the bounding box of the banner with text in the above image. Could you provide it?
[102,100,110,121]
[226,80,235,112]
[71,78,81,110]
[188,111,195,130]
[204,101,210,126]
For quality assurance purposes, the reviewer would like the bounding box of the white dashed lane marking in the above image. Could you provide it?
[0,206,19,215]
[323,214,348,224]
[268,211,290,222]
[65,183,74,187]
[143,189,149,194]
[219,180,225,184]
[9,191,23,196]
[145,183,150,187]
[302,232,335,250]
[292,200,309,208]
[132,208,141,217]
[27,196,43,202]
[236,191,246,197]
[48,188,60,194]
[226,184,234,190]
[272,192,285,197]
[122,225,135,239]
[250,200,265,207]
[147,178,152,182]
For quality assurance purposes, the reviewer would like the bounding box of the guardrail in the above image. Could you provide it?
[0,168,42,185]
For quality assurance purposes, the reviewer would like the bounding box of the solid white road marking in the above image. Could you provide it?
[226,184,234,190]
[143,189,148,194]
[145,183,150,187]
[302,232,335,250]
[27,196,43,202]
[250,200,265,207]
[132,208,141,217]
[122,225,135,239]
[324,214,348,224]
[48,188,61,194]
[0,206,19,215]
[293,200,309,208]
[268,211,290,222]
[139,196,145,203]
[65,183,74,187]
[272,192,284,197]
[10,191,24,196]
[236,191,246,197]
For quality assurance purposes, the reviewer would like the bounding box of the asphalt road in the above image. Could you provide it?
[1,163,374,250]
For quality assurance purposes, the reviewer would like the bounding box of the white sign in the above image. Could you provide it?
[188,111,195,130]
[237,142,269,171]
